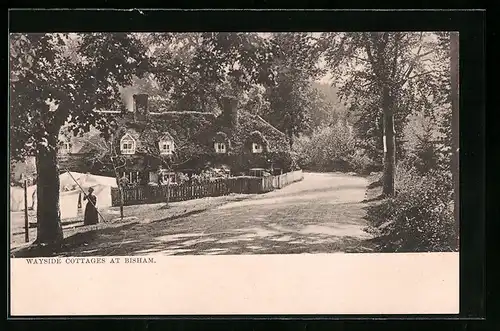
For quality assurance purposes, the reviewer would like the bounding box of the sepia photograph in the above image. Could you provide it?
[8,20,472,316]
[9,31,459,258]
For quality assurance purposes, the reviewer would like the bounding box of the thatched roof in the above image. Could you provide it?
[72,108,289,157]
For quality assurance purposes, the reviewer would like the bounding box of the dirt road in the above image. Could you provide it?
[46,172,374,256]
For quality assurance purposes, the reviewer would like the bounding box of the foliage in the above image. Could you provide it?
[434,32,455,173]
[10,159,37,186]
[10,33,148,243]
[239,84,270,116]
[176,172,190,184]
[148,32,328,146]
[348,150,379,175]
[129,33,332,146]
[322,32,446,126]
[310,82,349,128]
[365,163,456,252]
[263,33,326,145]
[191,168,229,183]
[403,112,443,175]
[149,32,277,113]
[183,150,296,174]
[10,33,149,159]
[321,32,450,195]
[401,32,452,175]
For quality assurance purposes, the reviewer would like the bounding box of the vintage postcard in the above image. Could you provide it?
[9,30,460,316]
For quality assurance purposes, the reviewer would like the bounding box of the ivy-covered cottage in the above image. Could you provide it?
[58,94,295,185]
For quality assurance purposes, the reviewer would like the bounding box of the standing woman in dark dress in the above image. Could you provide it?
[83,187,99,225]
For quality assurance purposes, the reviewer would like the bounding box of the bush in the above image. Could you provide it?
[365,164,457,252]
[294,122,379,174]
[402,112,445,175]
[176,172,190,184]
[191,168,230,183]
[348,150,380,175]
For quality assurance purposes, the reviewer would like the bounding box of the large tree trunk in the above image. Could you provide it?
[450,32,460,244]
[35,146,63,244]
[382,86,396,196]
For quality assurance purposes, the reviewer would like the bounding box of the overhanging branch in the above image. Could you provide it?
[407,70,437,81]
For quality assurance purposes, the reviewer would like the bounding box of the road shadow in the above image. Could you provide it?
[151,208,208,224]
[45,224,376,256]
[259,183,369,200]
[11,222,139,258]
[31,203,376,256]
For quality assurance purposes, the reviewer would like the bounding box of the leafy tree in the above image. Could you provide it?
[309,83,347,130]
[10,33,148,244]
[150,32,277,113]
[134,32,329,148]
[410,115,441,174]
[401,86,447,176]
[239,84,270,116]
[149,32,328,148]
[10,158,37,187]
[322,32,447,196]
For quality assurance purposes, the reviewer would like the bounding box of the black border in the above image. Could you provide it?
[8,9,486,32]
[6,8,487,328]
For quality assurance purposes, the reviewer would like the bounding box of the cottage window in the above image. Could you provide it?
[214,142,226,154]
[149,171,159,184]
[159,140,174,155]
[60,141,71,154]
[159,172,176,184]
[252,143,263,153]
[121,171,141,184]
[120,134,136,155]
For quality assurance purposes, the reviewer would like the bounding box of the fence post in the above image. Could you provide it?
[23,178,29,243]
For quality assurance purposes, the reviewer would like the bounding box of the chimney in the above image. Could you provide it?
[133,94,149,121]
[221,95,239,128]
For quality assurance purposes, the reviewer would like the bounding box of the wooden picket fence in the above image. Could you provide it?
[265,170,304,191]
[111,170,304,206]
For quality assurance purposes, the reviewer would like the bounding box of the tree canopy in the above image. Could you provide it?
[10,33,150,160]
[10,32,149,243]
[321,32,450,164]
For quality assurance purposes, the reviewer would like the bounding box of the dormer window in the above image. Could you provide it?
[252,143,263,154]
[214,142,226,154]
[213,131,230,154]
[120,134,136,155]
[159,140,174,155]
[248,131,268,154]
